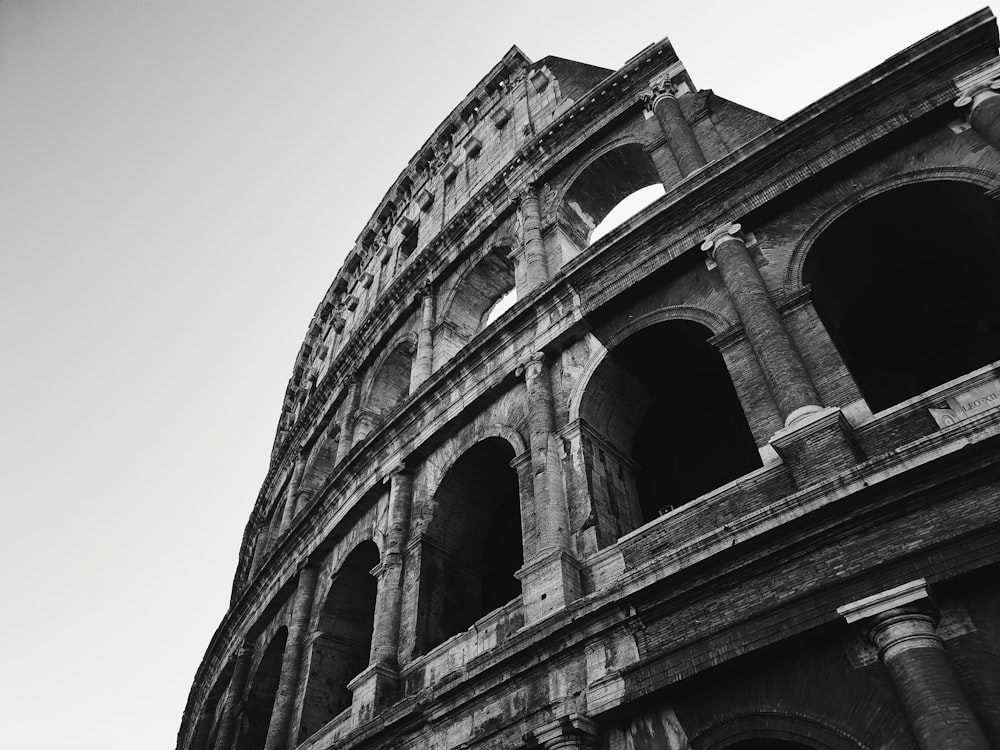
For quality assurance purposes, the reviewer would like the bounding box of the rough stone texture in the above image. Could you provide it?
[179,12,1000,750]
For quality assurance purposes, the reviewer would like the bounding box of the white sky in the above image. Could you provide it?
[1,2,995,748]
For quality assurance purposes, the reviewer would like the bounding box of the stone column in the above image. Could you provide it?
[524,352,569,552]
[335,379,361,464]
[641,75,706,178]
[702,222,822,428]
[212,645,253,750]
[410,286,435,391]
[519,186,550,292]
[348,467,414,721]
[278,451,306,535]
[370,468,414,667]
[838,580,989,750]
[956,79,1000,152]
[528,713,599,750]
[518,352,581,624]
[263,565,319,750]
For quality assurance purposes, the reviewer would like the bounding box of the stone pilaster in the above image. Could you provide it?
[640,74,706,178]
[278,450,306,534]
[335,379,361,464]
[263,565,319,750]
[527,713,599,750]
[370,468,413,667]
[410,285,436,391]
[519,186,550,293]
[212,645,252,750]
[838,580,989,750]
[518,352,580,624]
[349,468,413,720]
[955,78,1000,152]
[702,222,822,429]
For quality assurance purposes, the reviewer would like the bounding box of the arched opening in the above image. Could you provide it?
[298,541,379,739]
[561,144,663,248]
[578,320,761,544]
[299,422,340,503]
[368,341,414,414]
[725,742,815,750]
[355,340,415,442]
[416,437,523,654]
[437,249,516,361]
[235,628,287,750]
[805,181,1000,412]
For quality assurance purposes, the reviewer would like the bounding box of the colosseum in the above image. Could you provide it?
[177,10,1000,750]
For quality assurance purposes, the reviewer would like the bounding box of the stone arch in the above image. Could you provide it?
[553,135,665,248]
[691,711,870,750]
[574,317,761,545]
[569,305,734,424]
[414,434,525,655]
[436,241,518,364]
[795,174,1000,412]
[783,167,1000,294]
[297,540,380,740]
[355,334,417,442]
[235,628,287,750]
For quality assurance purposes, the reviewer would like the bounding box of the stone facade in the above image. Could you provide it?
[178,13,1000,750]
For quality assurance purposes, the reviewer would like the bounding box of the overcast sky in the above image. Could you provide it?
[1,2,996,748]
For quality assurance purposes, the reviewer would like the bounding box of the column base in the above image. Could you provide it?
[346,662,399,724]
[516,548,583,626]
[769,406,860,486]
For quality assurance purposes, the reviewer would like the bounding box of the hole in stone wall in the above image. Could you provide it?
[484,288,517,326]
[589,184,666,244]
[805,181,1000,412]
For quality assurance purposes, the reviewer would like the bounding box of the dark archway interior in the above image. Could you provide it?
[580,321,761,540]
[236,628,287,750]
[418,437,523,654]
[805,181,1000,412]
[562,144,662,245]
[725,741,815,750]
[299,541,380,739]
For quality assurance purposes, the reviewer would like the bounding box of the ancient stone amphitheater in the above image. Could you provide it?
[178,11,1000,750]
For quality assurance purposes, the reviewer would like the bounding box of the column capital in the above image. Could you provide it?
[955,78,1000,109]
[837,578,933,625]
[527,713,598,750]
[701,222,745,258]
[639,73,681,111]
[518,183,540,206]
[519,351,548,377]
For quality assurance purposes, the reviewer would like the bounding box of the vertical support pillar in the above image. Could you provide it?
[278,450,306,535]
[527,713,599,750]
[410,286,435,391]
[702,222,822,428]
[263,565,319,750]
[955,79,1000,152]
[212,645,253,750]
[838,580,989,750]
[518,352,580,624]
[335,379,361,464]
[640,75,707,178]
[519,186,550,293]
[349,466,414,721]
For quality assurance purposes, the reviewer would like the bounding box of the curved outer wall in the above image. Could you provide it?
[180,12,1000,750]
